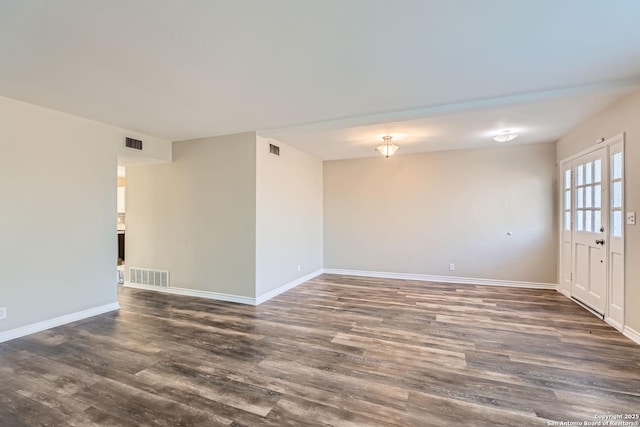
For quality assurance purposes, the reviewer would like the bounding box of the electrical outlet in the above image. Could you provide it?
[627,212,636,225]
[0,307,6,320]
[449,263,455,271]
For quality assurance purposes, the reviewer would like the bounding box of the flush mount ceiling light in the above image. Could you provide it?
[493,130,519,143]
[376,135,400,158]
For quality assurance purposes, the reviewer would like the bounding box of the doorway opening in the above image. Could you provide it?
[117,165,126,284]
[558,133,625,330]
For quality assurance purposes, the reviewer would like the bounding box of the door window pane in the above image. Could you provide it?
[577,187,584,208]
[585,185,592,208]
[585,162,592,184]
[577,164,584,185]
[612,152,622,180]
[565,169,571,189]
[576,210,584,231]
[612,211,622,237]
[594,159,602,183]
[585,210,592,232]
[565,212,571,230]
[613,181,622,208]
[594,211,601,232]
[594,185,601,208]
[565,190,571,209]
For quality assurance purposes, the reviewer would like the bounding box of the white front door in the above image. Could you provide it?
[571,148,607,314]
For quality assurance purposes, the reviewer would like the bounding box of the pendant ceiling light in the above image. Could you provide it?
[376,136,399,158]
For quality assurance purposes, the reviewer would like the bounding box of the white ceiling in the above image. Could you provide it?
[260,85,636,160]
[1,1,640,159]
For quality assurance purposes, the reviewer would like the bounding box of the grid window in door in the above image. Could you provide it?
[611,151,623,238]
[564,169,572,230]
[575,159,602,233]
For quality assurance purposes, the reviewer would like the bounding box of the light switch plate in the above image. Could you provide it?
[627,212,636,225]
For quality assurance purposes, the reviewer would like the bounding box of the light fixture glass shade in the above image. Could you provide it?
[376,135,399,157]
[376,143,399,157]
[493,131,518,142]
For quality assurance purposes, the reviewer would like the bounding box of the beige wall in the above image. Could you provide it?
[557,90,640,333]
[255,137,323,297]
[126,132,257,298]
[324,143,557,284]
[0,96,168,335]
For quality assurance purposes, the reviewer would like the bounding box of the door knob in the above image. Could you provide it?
[595,239,605,245]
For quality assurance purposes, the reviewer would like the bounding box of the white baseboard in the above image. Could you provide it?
[256,269,323,305]
[605,317,624,332]
[123,282,256,305]
[0,302,120,344]
[623,325,640,346]
[557,287,571,298]
[125,269,324,306]
[322,268,556,290]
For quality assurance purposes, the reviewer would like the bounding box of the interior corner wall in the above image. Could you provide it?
[556,90,640,334]
[323,143,558,284]
[255,137,323,298]
[0,96,130,334]
[125,132,257,298]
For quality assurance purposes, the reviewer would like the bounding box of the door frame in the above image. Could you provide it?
[557,133,625,330]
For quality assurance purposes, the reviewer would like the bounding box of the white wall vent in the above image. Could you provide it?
[269,143,280,156]
[129,267,169,287]
[124,137,143,151]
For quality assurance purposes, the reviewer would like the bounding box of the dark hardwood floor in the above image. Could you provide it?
[1,274,639,426]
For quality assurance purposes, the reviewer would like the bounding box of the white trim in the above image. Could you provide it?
[123,282,256,305]
[557,287,571,298]
[605,317,623,332]
[124,269,324,306]
[322,269,556,289]
[559,132,624,162]
[0,302,120,344]
[623,326,640,346]
[256,269,323,305]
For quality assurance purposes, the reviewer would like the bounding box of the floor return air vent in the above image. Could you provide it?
[129,268,170,287]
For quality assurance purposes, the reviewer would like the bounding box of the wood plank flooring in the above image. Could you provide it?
[1,274,639,426]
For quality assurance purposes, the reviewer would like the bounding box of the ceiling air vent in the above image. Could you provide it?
[269,143,280,156]
[124,137,143,151]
